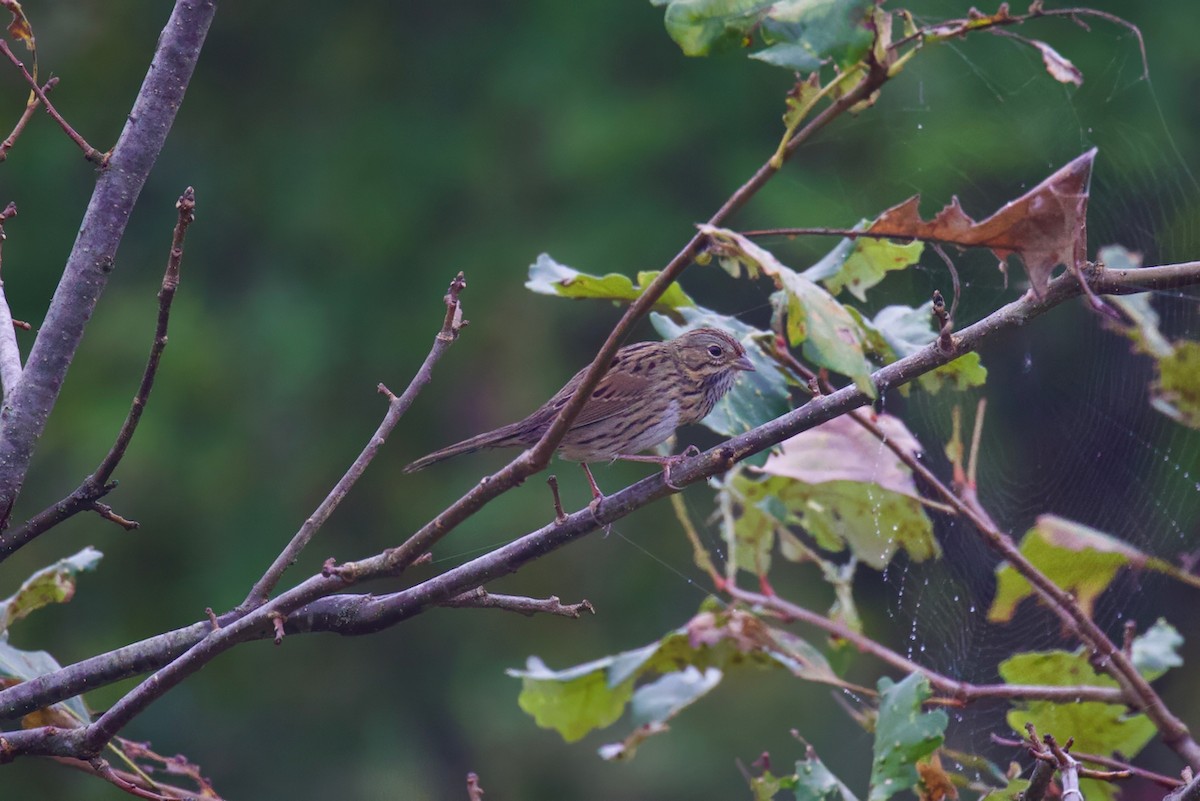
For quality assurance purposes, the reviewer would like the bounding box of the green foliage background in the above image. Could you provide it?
[2,1,1198,798]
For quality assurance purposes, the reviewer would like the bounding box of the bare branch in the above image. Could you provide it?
[441,588,595,619]
[466,772,485,801]
[0,75,58,162]
[0,188,196,560]
[3,260,1198,725]
[0,42,105,164]
[0,0,217,530]
[241,271,468,608]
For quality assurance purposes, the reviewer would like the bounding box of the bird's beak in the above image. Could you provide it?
[733,354,755,372]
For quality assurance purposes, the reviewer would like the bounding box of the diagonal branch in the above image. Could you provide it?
[241,272,468,608]
[1,259,1197,726]
[0,188,197,560]
[0,0,217,531]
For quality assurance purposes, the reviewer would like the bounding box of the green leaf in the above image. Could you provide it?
[795,752,860,801]
[869,674,947,801]
[656,0,874,71]
[525,253,695,313]
[756,414,939,569]
[702,225,875,395]
[810,236,924,303]
[0,546,103,634]
[869,303,988,394]
[509,655,638,743]
[999,650,1156,801]
[1152,340,1200,429]
[989,516,1144,622]
[0,641,91,724]
[650,306,792,438]
[1130,618,1183,681]
[512,607,851,752]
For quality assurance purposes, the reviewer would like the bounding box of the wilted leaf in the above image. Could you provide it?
[0,546,103,634]
[651,306,792,437]
[867,150,1095,296]
[988,515,1182,622]
[917,753,959,801]
[657,0,874,72]
[525,253,695,314]
[1030,39,1082,86]
[869,674,947,801]
[1130,618,1183,681]
[1,0,34,50]
[763,414,922,498]
[999,650,1155,801]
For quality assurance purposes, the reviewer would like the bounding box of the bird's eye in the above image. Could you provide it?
[707,345,723,358]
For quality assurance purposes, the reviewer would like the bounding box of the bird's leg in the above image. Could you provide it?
[580,463,604,505]
[612,445,701,491]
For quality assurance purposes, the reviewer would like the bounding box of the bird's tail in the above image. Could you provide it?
[403,423,528,473]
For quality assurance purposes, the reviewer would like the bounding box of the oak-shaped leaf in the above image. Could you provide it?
[989,515,1196,622]
[869,674,948,801]
[866,150,1096,296]
[999,650,1156,801]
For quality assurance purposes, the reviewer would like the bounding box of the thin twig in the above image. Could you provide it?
[0,42,105,164]
[376,51,893,579]
[466,772,485,801]
[0,201,23,396]
[2,260,1198,725]
[90,502,140,531]
[0,75,57,162]
[241,271,468,609]
[0,188,196,560]
[992,734,1182,789]
[441,588,595,618]
[0,0,217,531]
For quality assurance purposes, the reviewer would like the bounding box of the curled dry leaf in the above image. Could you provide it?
[867,149,1096,296]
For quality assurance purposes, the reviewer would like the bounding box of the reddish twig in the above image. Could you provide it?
[0,0,217,529]
[0,188,196,560]
[0,75,57,162]
[241,271,468,609]
[0,43,104,164]
[992,734,1181,788]
[467,772,485,801]
[90,502,140,531]
[2,260,1197,726]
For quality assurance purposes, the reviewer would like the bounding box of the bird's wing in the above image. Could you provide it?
[542,346,663,428]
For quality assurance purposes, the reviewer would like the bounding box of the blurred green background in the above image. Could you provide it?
[2,1,1198,798]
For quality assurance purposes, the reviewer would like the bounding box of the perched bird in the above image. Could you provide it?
[404,327,755,497]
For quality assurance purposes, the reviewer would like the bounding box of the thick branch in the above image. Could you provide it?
[0,0,216,529]
[2,260,1197,723]
[0,189,197,560]
[378,56,892,577]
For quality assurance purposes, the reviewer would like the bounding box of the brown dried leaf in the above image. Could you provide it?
[867,150,1096,295]
[0,0,33,50]
[1031,39,1083,86]
[917,753,959,801]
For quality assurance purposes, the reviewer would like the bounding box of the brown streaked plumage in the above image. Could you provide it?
[404,328,754,491]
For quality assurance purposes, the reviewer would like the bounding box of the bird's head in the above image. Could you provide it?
[671,328,755,379]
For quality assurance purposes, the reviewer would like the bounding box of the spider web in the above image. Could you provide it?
[630,10,1200,785]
